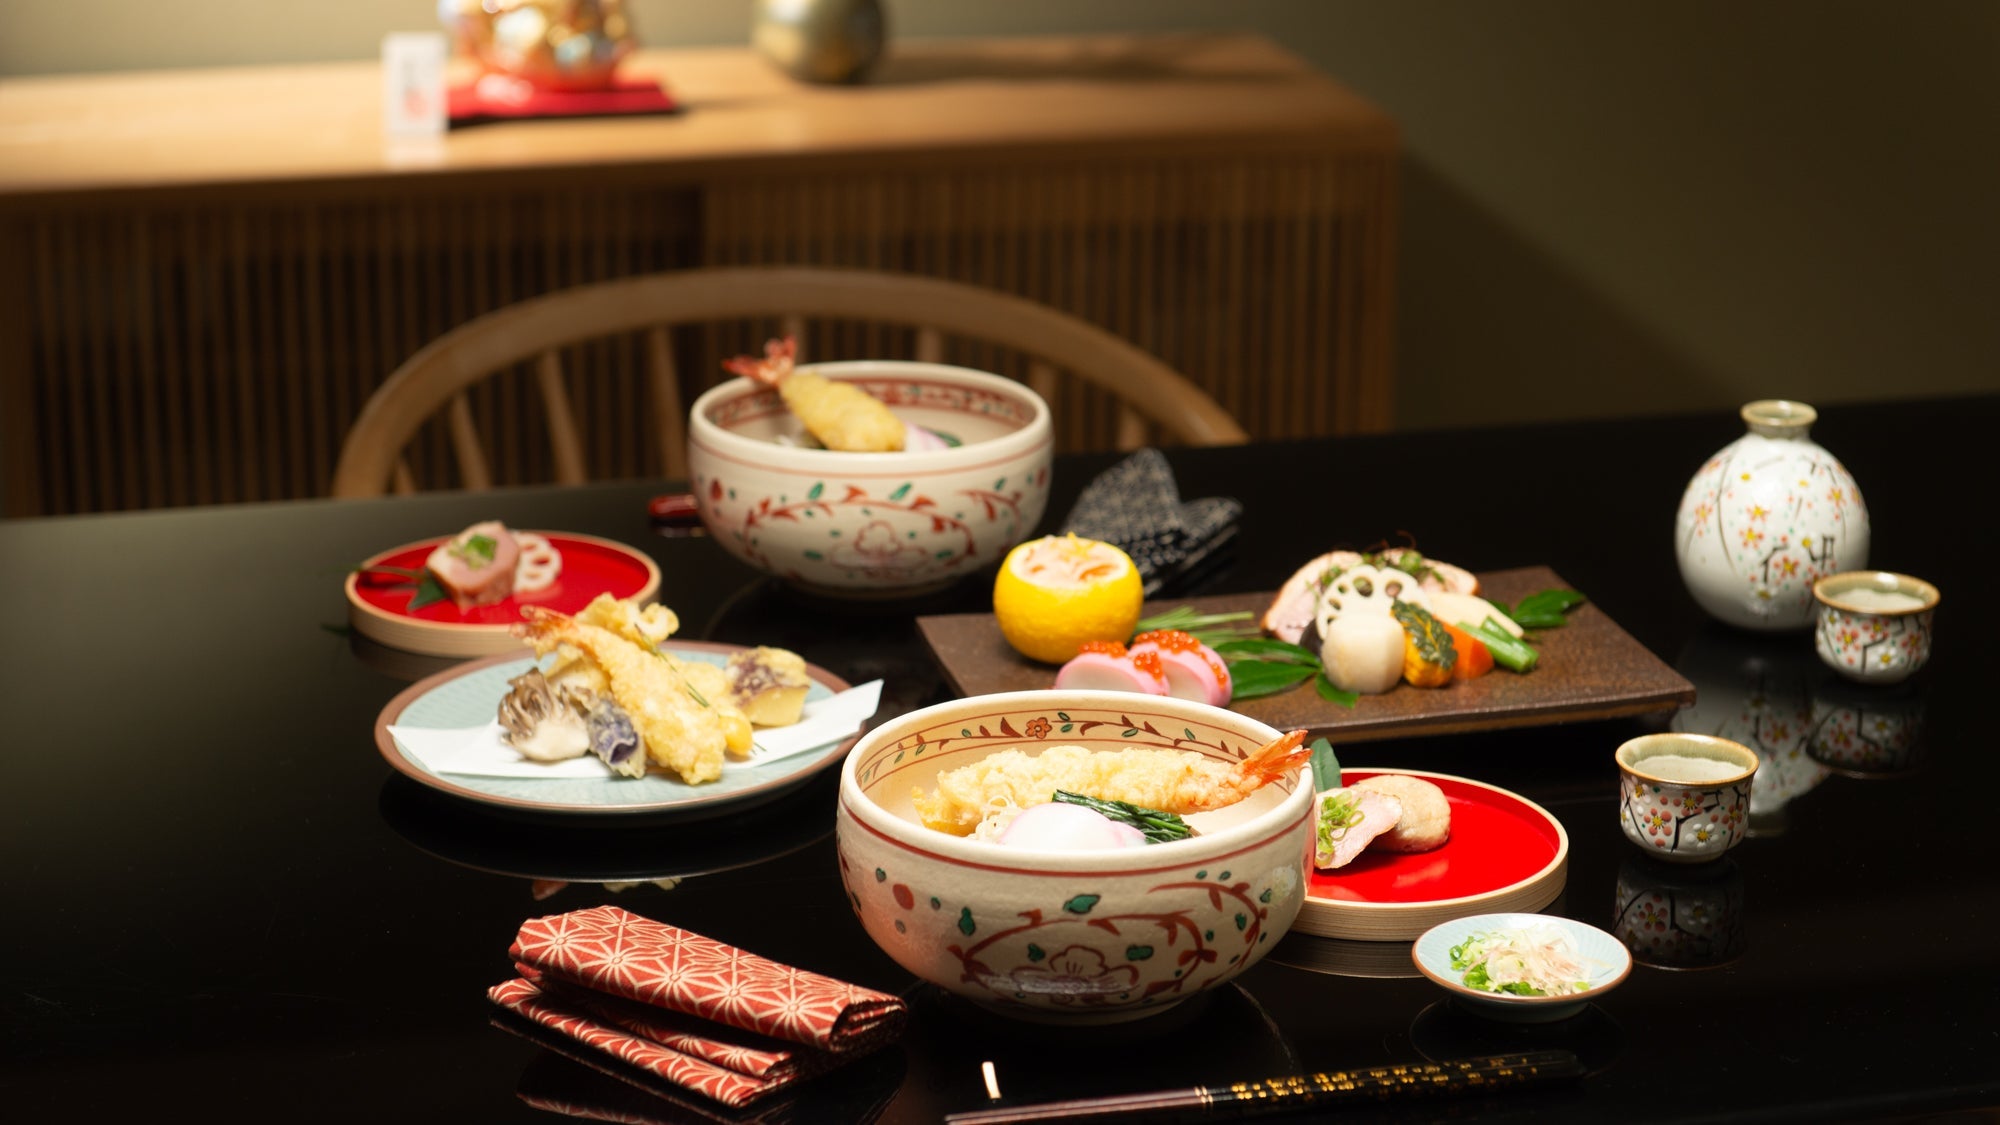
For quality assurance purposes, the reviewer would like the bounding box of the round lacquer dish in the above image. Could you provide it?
[1296,769,1569,942]
[346,531,661,658]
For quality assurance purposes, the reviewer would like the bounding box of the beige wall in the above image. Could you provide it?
[6,1,1995,431]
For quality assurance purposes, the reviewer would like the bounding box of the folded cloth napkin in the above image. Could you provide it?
[488,905,907,1109]
[1060,447,1242,597]
[498,1008,904,1125]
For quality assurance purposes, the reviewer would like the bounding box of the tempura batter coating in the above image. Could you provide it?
[565,594,753,759]
[913,730,1308,836]
[517,606,730,784]
[724,336,905,452]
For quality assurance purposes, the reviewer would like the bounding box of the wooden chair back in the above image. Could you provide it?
[330,267,1247,499]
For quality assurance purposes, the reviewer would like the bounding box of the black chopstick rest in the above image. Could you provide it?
[942,1049,1584,1124]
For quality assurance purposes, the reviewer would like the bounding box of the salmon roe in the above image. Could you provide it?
[1132,628,1229,684]
[1128,649,1166,679]
[1077,640,1128,657]
[1131,628,1200,651]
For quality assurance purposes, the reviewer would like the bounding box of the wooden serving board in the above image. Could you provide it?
[915,567,1694,743]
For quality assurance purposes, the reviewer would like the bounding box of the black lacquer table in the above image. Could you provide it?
[4,395,1994,1122]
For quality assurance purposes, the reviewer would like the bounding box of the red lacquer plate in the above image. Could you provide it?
[345,532,662,658]
[1294,768,1569,942]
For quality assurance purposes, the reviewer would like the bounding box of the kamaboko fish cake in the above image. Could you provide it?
[912,730,1308,836]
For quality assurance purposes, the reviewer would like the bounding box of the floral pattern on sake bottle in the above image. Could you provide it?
[1675,400,1868,631]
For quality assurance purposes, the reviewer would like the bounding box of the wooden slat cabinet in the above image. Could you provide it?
[0,33,1397,515]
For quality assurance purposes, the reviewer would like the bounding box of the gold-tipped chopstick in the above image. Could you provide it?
[943,1049,1583,1124]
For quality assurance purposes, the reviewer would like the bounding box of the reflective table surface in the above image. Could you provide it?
[4,396,1994,1122]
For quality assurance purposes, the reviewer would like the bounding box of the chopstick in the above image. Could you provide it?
[942,1049,1583,1124]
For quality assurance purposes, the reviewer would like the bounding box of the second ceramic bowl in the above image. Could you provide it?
[688,361,1053,598]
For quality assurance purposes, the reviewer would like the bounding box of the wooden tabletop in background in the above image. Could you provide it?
[0,33,1396,200]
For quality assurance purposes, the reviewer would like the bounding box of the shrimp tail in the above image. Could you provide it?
[722,335,798,386]
[1233,729,1311,789]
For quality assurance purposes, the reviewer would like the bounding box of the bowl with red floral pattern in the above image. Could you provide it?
[688,361,1052,599]
[835,689,1316,1023]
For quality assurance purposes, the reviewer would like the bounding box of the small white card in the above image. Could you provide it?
[390,680,884,780]
[382,32,448,138]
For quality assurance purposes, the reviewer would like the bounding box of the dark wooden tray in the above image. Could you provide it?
[915,566,1694,744]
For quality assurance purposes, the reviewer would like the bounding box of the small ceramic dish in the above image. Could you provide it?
[1811,571,1940,685]
[1412,912,1631,1023]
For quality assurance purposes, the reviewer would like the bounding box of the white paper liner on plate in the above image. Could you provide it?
[392,680,882,780]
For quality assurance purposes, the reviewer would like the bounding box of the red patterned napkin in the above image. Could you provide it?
[488,905,906,1108]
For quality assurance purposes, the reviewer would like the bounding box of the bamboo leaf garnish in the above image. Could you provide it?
[1131,605,1260,647]
[1213,637,1319,664]
[405,571,450,610]
[1506,589,1587,630]
[356,560,451,610]
[1314,677,1360,708]
[1306,737,1341,790]
[1227,661,1319,699]
[1214,637,1357,707]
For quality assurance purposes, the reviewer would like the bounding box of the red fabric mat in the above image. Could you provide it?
[448,74,677,126]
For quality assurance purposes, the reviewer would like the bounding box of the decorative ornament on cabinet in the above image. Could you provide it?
[753,0,887,85]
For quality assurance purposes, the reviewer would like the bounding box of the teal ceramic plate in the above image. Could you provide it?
[1411,912,1631,1023]
[373,642,862,819]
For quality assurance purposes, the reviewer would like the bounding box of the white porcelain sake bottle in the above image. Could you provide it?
[1674,400,1868,631]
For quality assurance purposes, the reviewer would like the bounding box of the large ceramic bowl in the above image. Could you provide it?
[688,361,1053,597]
[835,690,1316,1024]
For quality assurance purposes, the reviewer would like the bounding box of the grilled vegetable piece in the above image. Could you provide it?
[1318,613,1407,694]
[1392,601,1457,688]
[1440,620,1494,679]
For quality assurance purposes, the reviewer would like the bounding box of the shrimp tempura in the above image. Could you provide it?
[724,336,906,452]
[517,607,732,783]
[913,731,1309,836]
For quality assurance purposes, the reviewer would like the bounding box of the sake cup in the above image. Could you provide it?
[1811,571,1940,685]
[1615,734,1758,864]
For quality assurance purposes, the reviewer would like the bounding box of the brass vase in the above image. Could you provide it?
[752,0,887,85]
